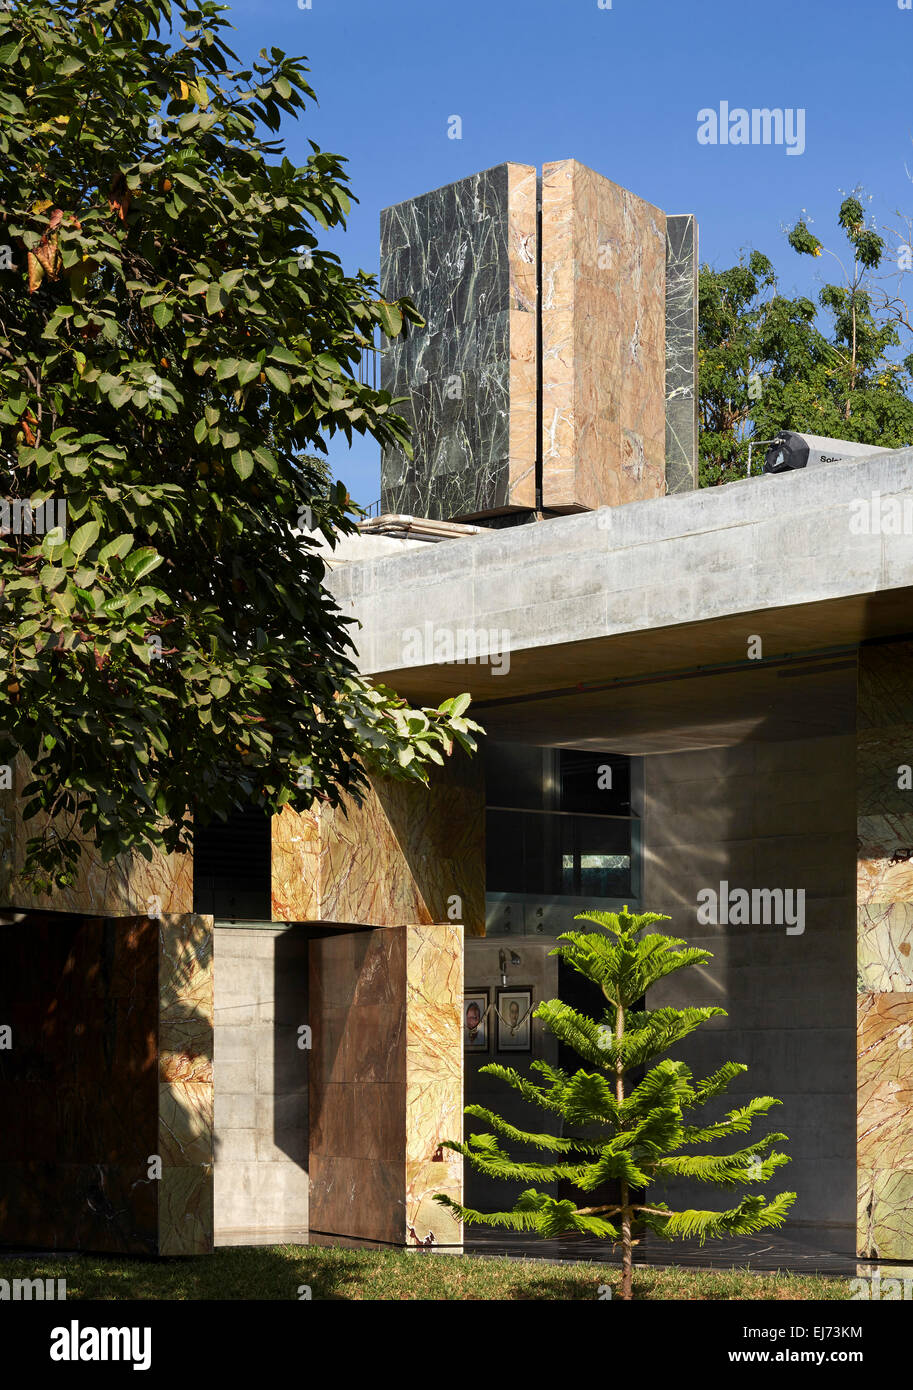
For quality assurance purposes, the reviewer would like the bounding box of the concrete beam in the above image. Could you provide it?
[326,448,913,706]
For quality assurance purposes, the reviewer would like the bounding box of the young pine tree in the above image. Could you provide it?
[436,908,796,1300]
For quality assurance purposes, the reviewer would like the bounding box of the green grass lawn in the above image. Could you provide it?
[0,1245,852,1300]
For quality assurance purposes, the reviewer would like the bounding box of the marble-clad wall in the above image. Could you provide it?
[378,159,697,520]
[540,160,667,510]
[309,926,408,1245]
[857,641,913,1260]
[380,163,537,520]
[158,913,214,1256]
[0,754,192,917]
[0,913,159,1253]
[271,802,319,924]
[308,922,462,1247]
[271,751,485,936]
[665,214,699,493]
[0,910,213,1256]
[405,923,462,1244]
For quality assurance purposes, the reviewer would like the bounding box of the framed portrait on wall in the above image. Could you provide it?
[496,987,533,1053]
[464,989,490,1052]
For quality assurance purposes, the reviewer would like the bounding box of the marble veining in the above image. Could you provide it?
[0,754,192,917]
[271,756,485,935]
[405,923,463,1244]
[540,160,667,511]
[158,913,214,1256]
[380,163,537,519]
[665,215,699,494]
[308,923,462,1247]
[377,160,698,521]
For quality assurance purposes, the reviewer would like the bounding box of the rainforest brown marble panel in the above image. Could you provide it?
[540,160,667,511]
[0,910,213,1255]
[0,756,191,916]
[0,912,159,1253]
[308,927,407,1244]
[157,913,213,1256]
[858,1169,913,1261]
[857,991,913,1171]
[405,923,462,1244]
[271,752,485,935]
[858,903,913,992]
[309,923,462,1247]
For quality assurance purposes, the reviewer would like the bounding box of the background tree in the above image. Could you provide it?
[436,908,795,1301]
[699,192,913,487]
[0,0,480,889]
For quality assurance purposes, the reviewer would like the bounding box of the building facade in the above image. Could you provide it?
[1,159,911,1264]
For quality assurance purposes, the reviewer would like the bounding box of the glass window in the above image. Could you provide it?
[487,808,632,898]
[559,749,631,815]
[485,743,637,900]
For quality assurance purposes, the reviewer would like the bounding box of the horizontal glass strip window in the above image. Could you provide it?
[486,808,633,899]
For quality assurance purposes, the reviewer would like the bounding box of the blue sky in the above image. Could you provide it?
[221,0,913,505]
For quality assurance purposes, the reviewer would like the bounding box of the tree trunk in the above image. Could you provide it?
[615,1003,633,1300]
[620,1178,634,1300]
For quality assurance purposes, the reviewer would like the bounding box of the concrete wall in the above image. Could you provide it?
[213,926,309,1243]
[643,733,857,1230]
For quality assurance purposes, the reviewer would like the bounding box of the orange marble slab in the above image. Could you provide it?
[157,913,213,1256]
[506,163,538,509]
[857,991,913,1170]
[406,923,463,1244]
[540,160,667,512]
[308,923,463,1248]
[271,754,485,935]
[0,755,191,916]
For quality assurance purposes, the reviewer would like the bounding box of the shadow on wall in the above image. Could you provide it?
[273,925,310,1172]
[211,923,309,1245]
[642,660,858,1239]
[371,749,486,936]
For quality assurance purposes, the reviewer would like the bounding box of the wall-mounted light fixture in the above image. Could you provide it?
[499,948,522,986]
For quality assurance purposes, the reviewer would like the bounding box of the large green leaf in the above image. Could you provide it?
[70,520,100,558]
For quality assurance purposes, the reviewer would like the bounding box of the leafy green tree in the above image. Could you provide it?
[0,0,481,889]
[436,908,795,1300]
[700,193,913,487]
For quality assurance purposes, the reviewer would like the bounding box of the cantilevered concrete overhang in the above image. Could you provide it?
[326,448,913,752]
